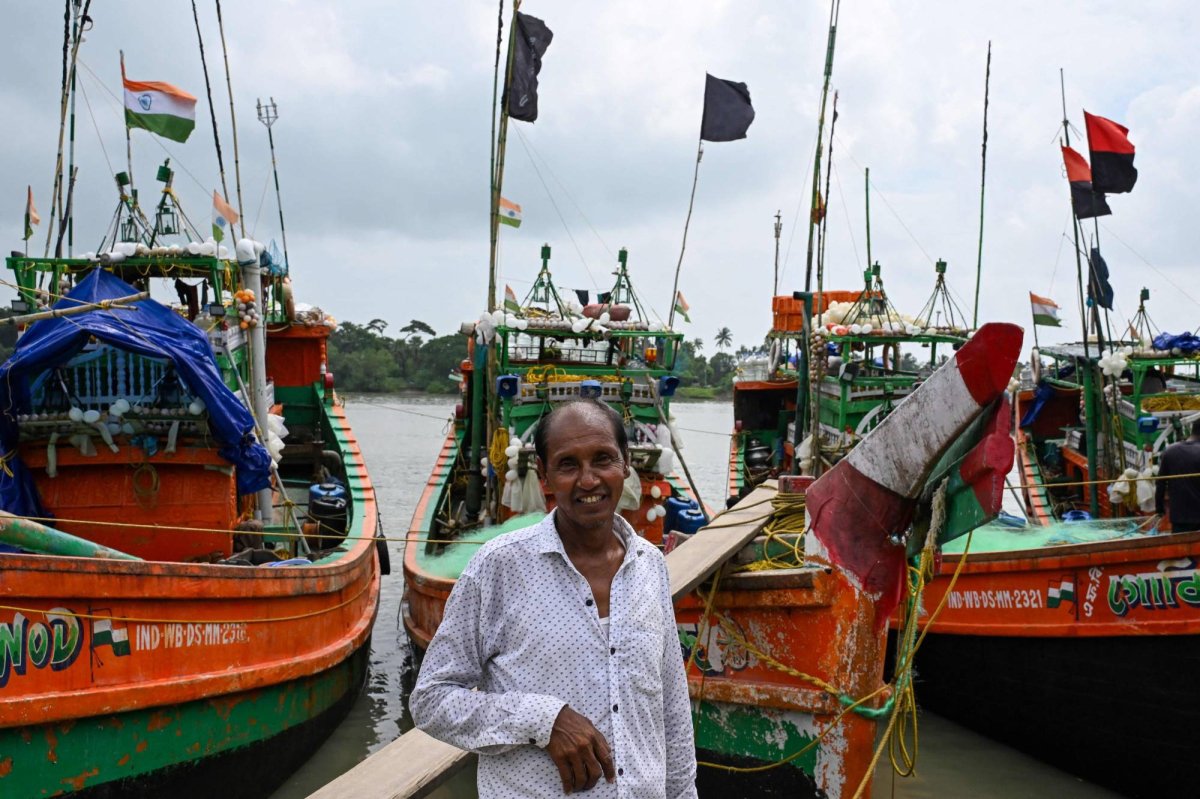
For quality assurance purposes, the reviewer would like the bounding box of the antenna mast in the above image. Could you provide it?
[256,97,291,272]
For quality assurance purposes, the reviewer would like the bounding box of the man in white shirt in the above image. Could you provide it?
[411,398,697,798]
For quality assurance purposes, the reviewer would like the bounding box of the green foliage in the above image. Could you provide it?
[327,319,463,393]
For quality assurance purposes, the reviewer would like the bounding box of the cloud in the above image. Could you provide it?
[1,1,1197,356]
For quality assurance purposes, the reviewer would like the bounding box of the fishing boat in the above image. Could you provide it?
[403,245,706,650]
[910,325,1200,798]
[0,252,381,799]
[681,321,1022,797]
[909,105,1200,795]
[729,261,977,503]
[0,18,381,799]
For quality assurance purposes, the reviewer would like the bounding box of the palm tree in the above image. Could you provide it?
[691,337,704,354]
[715,327,732,350]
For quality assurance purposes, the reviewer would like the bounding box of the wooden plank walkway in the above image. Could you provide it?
[307,482,777,799]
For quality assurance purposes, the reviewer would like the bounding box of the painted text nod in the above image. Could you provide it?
[0,608,84,688]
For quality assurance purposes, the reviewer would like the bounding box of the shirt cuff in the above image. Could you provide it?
[521,694,568,748]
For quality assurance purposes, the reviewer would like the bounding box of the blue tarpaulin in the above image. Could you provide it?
[0,270,272,519]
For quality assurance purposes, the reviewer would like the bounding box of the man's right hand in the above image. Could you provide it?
[545,705,615,794]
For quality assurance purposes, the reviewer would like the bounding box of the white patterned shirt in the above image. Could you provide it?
[410,510,697,799]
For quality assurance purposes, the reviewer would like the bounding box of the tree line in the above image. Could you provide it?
[326,320,752,396]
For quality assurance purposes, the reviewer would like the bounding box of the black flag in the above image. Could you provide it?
[1088,248,1114,310]
[505,13,553,123]
[700,74,755,142]
[597,292,612,305]
[574,289,589,306]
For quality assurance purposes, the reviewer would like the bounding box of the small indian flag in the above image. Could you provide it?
[674,290,691,323]
[504,285,521,314]
[122,66,196,144]
[24,185,39,241]
[499,197,522,228]
[212,190,240,243]
[92,617,131,657]
[1047,578,1075,608]
[1030,292,1061,328]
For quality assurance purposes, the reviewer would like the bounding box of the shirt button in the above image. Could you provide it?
[637,550,644,556]
[585,598,594,606]
[618,767,624,776]
[610,646,616,655]
[613,704,618,712]
[529,737,536,745]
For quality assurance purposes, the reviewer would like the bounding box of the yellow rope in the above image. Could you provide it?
[0,577,371,627]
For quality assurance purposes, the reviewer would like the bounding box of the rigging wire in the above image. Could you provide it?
[841,147,935,265]
[75,79,116,179]
[831,160,862,269]
[510,125,602,290]
[514,126,613,257]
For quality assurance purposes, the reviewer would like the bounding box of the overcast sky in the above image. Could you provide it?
[2,1,1197,355]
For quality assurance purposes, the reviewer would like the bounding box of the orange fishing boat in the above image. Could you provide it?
[0,30,381,789]
[0,254,382,799]
[675,321,1023,797]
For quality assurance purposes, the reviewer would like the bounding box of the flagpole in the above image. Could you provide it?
[814,90,839,302]
[772,210,782,297]
[1061,70,1101,516]
[44,0,90,259]
[214,0,246,241]
[191,0,232,212]
[804,0,841,292]
[668,137,702,329]
[121,52,136,195]
[972,41,992,328]
[864,167,872,273]
[489,0,521,313]
[1060,71,1090,362]
[1030,301,1041,352]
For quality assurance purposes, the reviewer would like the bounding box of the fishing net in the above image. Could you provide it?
[941,516,1150,555]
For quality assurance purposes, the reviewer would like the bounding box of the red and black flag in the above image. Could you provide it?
[1061,146,1111,219]
[1084,112,1137,194]
[701,74,755,142]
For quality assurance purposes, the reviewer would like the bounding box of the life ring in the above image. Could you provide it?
[280,277,296,323]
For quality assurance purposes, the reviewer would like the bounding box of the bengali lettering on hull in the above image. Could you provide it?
[920,549,1200,636]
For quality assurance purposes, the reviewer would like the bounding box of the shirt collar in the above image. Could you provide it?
[537,508,641,562]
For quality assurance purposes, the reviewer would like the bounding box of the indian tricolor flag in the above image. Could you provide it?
[1047,578,1075,608]
[212,190,239,243]
[499,197,522,228]
[1030,292,1061,328]
[122,66,196,144]
[674,290,691,323]
[92,617,131,657]
[504,285,521,314]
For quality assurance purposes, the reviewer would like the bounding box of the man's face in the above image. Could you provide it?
[539,406,631,535]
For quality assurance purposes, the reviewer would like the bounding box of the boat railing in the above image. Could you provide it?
[31,346,172,411]
[515,379,656,404]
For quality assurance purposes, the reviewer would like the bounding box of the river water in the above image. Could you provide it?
[270,396,1116,799]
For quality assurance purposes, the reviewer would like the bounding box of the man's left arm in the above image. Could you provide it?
[659,567,698,799]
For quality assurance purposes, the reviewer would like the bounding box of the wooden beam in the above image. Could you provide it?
[306,481,779,799]
[305,730,475,799]
[667,480,776,600]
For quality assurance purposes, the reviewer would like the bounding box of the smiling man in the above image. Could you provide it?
[411,399,697,798]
